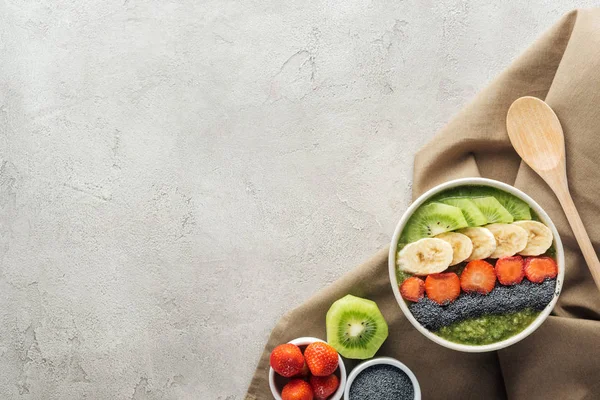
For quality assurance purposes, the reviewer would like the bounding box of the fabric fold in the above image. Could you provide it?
[247,8,600,399]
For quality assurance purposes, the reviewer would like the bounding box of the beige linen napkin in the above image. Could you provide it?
[246,8,600,399]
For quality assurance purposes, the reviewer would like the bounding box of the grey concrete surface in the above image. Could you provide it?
[0,1,595,399]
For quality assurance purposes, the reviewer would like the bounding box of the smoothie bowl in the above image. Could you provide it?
[389,178,564,352]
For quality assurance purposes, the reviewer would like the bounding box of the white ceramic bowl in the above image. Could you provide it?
[269,336,347,400]
[344,357,421,400]
[389,177,564,352]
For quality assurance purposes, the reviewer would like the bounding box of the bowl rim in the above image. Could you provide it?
[343,356,421,400]
[388,177,565,353]
[268,336,347,400]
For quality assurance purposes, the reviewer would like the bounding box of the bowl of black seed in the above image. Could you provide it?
[344,357,420,400]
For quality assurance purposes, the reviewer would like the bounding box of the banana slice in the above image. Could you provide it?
[486,223,528,258]
[397,238,453,275]
[435,232,473,266]
[513,220,553,256]
[458,227,497,261]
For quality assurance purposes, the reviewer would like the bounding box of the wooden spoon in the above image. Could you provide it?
[506,96,600,291]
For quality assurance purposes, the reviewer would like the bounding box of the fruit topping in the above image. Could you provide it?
[304,342,339,377]
[495,256,525,285]
[457,227,497,261]
[431,186,531,220]
[485,223,528,258]
[513,220,553,256]
[439,197,488,226]
[282,379,314,400]
[471,196,514,224]
[401,202,468,243]
[484,190,531,220]
[425,272,461,305]
[524,256,558,283]
[397,238,453,275]
[309,374,340,400]
[435,231,473,265]
[326,295,388,359]
[400,276,425,302]
[270,344,305,378]
[460,260,496,294]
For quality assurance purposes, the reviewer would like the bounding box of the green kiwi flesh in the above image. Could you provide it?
[471,196,514,223]
[432,186,531,220]
[326,295,388,359]
[401,202,468,244]
[439,197,487,226]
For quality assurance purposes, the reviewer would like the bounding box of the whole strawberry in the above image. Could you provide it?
[282,379,314,400]
[304,342,339,376]
[294,361,310,378]
[309,374,339,400]
[270,344,305,377]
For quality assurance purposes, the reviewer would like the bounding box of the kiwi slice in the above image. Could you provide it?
[471,196,514,223]
[433,186,531,220]
[487,190,531,220]
[439,198,487,226]
[401,202,468,243]
[326,295,388,359]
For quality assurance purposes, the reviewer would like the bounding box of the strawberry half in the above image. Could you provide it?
[400,276,425,302]
[425,272,461,305]
[460,260,496,294]
[304,342,339,377]
[495,256,525,285]
[524,256,558,283]
[282,379,314,400]
[270,344,305,377]
[309,374,339,400]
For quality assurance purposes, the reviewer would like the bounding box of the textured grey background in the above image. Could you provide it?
[0,1,594,399]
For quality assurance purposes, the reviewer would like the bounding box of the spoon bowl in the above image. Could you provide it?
[507,97,565,172]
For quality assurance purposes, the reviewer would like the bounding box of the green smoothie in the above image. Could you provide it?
[436,309,539,345]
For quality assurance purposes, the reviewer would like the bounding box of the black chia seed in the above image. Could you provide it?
[409,278,556,331]
[349,364,414,400]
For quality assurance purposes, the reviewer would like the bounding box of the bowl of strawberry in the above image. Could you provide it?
[269,337,347,400]
[389,178,565,352]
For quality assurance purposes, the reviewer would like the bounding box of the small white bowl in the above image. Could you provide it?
[389,177,564,352]
[344,357,421,400]
[269,337,347,400]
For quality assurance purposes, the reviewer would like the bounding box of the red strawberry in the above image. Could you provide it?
[425,272,461,305]
[460,260,496,294]
[524,256,558,283]
[294,361,310,378]
[400,276,425,302]
[309,374,339,400]
[495,256,525,285]
[282,379,314,400]
[270,344,305,377]
[304,342,339,377]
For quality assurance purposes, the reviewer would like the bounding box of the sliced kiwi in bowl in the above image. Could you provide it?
[439,197,487,226]
[326,295,388,360]
[432,185,531,220]
[401,202,469,244]
[470,196,514,224]
[487,189,531,220]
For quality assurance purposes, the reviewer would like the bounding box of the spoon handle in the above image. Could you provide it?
[554,185,600,289]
